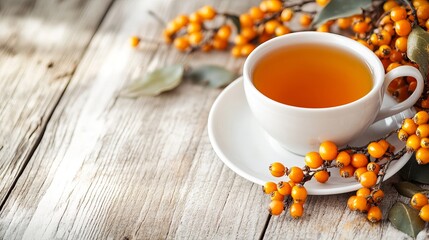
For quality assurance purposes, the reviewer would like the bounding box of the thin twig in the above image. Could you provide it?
[148,10,167,27]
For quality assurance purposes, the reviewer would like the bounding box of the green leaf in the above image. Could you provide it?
[311,0,372,27]
[400,155,429,184]
[407,26,429,79]
[120,64,184,98]
[388,202,425,238]
[394,181,424,198]
[188,65,237,88]
[225,14,241,34]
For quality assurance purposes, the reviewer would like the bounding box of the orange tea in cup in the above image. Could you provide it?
[253,44,373,108]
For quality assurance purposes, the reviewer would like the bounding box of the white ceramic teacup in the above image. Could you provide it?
[243,32,424,155]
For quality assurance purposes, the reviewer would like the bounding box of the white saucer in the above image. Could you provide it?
[208,77,414,195]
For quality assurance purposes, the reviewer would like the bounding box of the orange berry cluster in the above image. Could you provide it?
[140,0,332,57]
[342,0,429,103]
[411,192,429,221]
[399,110,429,164]
[265,134,400,222]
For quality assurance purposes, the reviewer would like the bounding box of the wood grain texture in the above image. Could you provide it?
[0,0,269,239]
[0,0,114,205]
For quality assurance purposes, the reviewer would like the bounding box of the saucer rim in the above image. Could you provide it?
[208,77,413,195]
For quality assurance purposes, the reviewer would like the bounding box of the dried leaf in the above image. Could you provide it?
[225,14,241,34]
[394,181,424,198]
[400,155,429,184]
[407,26,429,79]
[388,202,425,238]
[120,64,184,97]
[188,65,237,88]
[312,0,372,27]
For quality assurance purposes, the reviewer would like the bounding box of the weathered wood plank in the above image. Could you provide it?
[1,0,269,239]
[0,0,114,206]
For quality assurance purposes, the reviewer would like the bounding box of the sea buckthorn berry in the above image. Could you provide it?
[173,15,189,28]
[162,30,173,44]
[389,50,403,62]
[317,24,330,32]
[336,18,352,29]
[234,35,248,46]
[383,23,395,36]
[174,37,190,51]
[239,14,254,28]
[241,27,257,40]
[420,204,429,221]
[421,137,429,148]
[402,118,418,135]
[288,180,296,188]
[187,22,202,33]
[316,0,330,6]
[406,134,421,151]
[216,25,232,40]
[264,20,280,34]
[281,8,294,22]
[275,25,291,36]
[369,33,379,46]
[269,162,286,177]
[258,32,272,43]
[263,181,277,194]
[249,6,264,21]
[299,14,312,27]
[417,124,429,138]
[378,139,390,152]
[188,32,203,45]
[371,189,385,203]
[291,185,307,203]
[413,0,429,8]
[352,196,368,212]
[359,171,378,188]
[351,153,369,168]
[259,1,269,12]
[231,46,241,57]
[271,191,285,201]
[340,165,355,178]
[417,5,429,20]
[240,44,256,56]
[348,195,357,210]
[212,37,228,50]
[265,0,283,12]
[398,129,409,141]
[356,39,371,49]
[416,147,429,164]
[269,200,284,215]
[356,187,371,198]
[354,167,368,180]
[277,181,292,196]
[395,19,412,36]
[411,193,429,209]
[288,167,304,183]
[390,7,408,21]
[367,206,382,222]
[415,111,429,125]
[352,21,369,34]
[395,37,408,52]
[367,162,381,175]
[198,6,216,20]
[384,0,399,12]
[290,203,304,218]
[426,18,429,29]
[314,170,330,183]
[378,30,392,46]
[129,36,140,48]
[368,142,386,158]
[378,45,392,58]
[304,152,324,169]
[319,141,338,161]
[386,62,401,72]
[336,151,351,168]
[189,12,203,23]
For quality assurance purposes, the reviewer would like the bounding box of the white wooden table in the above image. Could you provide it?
[0,0,417,239]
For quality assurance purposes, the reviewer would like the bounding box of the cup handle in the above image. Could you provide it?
[374,66,424,123]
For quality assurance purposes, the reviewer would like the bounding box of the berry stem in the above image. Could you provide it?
[148,10,167,27]
[399,0,419,26]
